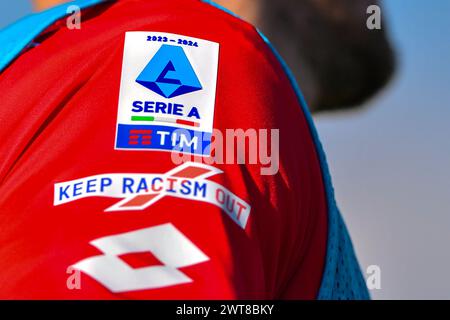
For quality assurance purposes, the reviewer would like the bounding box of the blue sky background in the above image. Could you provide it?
[0,1,32,28]
[316,0,450,299]
[1,0,449,299]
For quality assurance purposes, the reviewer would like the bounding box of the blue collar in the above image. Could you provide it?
[0,0,110,73]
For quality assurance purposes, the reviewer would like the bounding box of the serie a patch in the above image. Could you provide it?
[115,32,219,156]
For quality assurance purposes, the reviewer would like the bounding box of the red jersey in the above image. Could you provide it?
[0,0,368,300]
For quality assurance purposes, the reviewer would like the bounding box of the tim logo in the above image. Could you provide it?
[136,44,202,99]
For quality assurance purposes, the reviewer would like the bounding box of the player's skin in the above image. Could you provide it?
[32,0,395,113]
[33,0,66,11]
[33,0,259,16]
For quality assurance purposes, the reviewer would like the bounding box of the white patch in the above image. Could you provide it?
[115,32,219,156]
[53,162,251,229]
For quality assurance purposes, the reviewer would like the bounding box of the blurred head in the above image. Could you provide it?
[215,0,396,112]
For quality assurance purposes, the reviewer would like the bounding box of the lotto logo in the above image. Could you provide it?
[72,224,209,292]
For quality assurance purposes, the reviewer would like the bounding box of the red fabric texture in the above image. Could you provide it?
[0,0,327,299]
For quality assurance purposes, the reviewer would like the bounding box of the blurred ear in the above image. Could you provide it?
[33,0,69,11]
